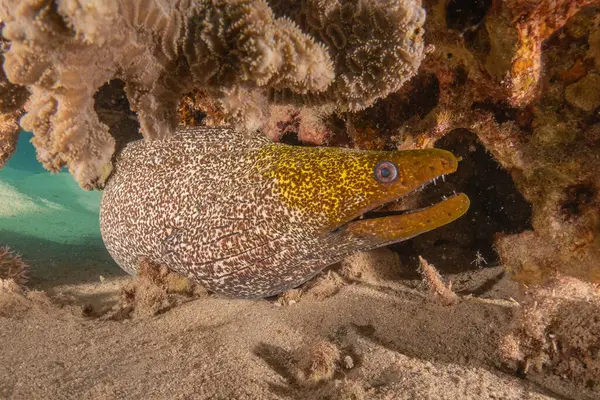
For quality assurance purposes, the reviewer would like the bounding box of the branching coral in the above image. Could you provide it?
[0,0,426,188]
[418,256,460,306]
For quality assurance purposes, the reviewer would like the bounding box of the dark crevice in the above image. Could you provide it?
[351,72,440,140]
[446,0,492,34]
[473,100,517,124]
[472,100,535,132]
[389,129,533,277]
[445,0,493,61]
[560,183,597,220]
[94,79,142,157]
[279,131,304,146]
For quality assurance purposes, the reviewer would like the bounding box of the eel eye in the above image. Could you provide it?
[374,161,398,183]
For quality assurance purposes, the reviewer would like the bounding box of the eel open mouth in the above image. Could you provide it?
[357,187,459,220]
[356,192,469,220]
[345,179,470,244]
[322,147,470,243]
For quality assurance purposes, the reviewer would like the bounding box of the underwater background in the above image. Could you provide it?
[0,131,119,287]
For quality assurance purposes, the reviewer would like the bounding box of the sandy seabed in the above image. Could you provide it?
[1,249,595,400]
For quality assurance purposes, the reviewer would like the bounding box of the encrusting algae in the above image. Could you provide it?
[100,126,469,298]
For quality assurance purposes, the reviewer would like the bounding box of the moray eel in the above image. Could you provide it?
[100,127,470,298]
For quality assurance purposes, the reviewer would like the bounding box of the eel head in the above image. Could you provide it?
[337,148,469,247]
[264,145,470,248]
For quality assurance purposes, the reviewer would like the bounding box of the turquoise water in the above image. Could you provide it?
[0,131,120,285]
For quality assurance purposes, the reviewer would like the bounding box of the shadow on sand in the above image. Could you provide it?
[0,230,124,289]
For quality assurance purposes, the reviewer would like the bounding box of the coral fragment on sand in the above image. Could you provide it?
[294,339,341,387]
[418,256,460,306]
[0,246,29,288]
[500,277,600,395]
[105,257,206,320]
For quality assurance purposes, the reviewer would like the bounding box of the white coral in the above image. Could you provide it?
[0,35,28,168]
[0,110,21,168]
[0,0,334,188]
[269,0,427,110]
[0,0,425,188]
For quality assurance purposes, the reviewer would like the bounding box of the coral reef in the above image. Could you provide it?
[483,0,599,106]
[0,0,332,187]
[177,89,227,127]
[500,277,600,395]
[330,0,600,286]
[268,0,426,111]
[0,0,425,188]
[0,246,28,287]
[261,104,335,145]
[0,110,20,167]
[565,72,600,111]
[1,2,599,397]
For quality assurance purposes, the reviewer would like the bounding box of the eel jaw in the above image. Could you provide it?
[343,193,470,246]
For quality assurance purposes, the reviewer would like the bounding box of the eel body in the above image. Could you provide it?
[100,126,469,298]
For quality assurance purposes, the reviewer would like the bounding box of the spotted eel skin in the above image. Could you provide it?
[100,126,469,298]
